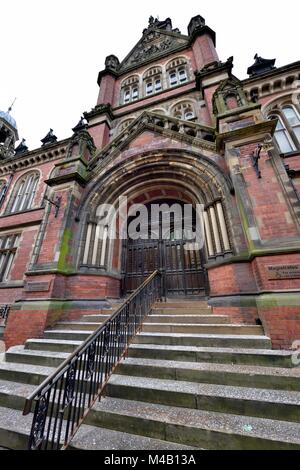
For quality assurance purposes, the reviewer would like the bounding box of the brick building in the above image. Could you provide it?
[1,15,300,351]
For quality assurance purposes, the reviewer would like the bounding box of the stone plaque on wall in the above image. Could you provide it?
[25,281,51,292]
[267,265,300,280]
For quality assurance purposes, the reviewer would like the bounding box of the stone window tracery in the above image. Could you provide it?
[172,102,195,121]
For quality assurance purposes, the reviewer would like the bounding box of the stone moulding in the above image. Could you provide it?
[89,111,217,175]
[0,141,69,177]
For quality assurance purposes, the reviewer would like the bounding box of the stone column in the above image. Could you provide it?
[216,202,230,251]
[209,206,221,253]
[203,211,214,256]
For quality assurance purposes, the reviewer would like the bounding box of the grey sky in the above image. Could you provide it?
[1,0,299,150]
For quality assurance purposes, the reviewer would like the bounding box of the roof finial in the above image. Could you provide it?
[8,98,17,114]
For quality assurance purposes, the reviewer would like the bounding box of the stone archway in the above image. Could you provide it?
[77,149,235,298]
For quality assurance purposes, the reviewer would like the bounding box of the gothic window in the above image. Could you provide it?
[172,102,195,121]
[6,172,39,214]
[143,67,163,96]
[0,233,20,282]
[121,75,140,105]
[166,58,189,87]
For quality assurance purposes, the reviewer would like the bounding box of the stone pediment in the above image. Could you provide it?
[119,29,189,72]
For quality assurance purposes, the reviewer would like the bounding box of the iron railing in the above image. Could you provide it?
[23,270,162,450]
[0,305,10,325]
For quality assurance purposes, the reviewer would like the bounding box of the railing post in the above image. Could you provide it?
[0,305,10,325]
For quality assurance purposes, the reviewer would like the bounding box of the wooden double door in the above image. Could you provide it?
[121,201,208,297]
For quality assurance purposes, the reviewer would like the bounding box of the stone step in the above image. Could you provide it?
[54,322,104,331]
[152,308,212,315]
[81,315,111,323]
[69,424,197,450]
[0,362,55,386]
[153,301,209,308]
[106,375,300,422]
[0,379,36,410]
[116,358,300,391]
[43,330,93,341]
[147,314,230,324]
[142,323,264,336]
[6,346,69,368]
[101,308,118,315]
[0,406,33,449]
[84,397,300,450]
[128,344,295,368]
[133,332,272,349]
[25,338,82,353]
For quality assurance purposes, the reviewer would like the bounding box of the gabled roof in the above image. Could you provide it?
[214,75,242,94]
[118,26,189,74]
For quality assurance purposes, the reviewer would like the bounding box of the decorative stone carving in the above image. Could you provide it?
[247,54,276,77]
[15,138,28,155]
[105,54,120,71]
[188,15,206,36]
[121,33,174,69]
[119,18,187,71]
[41,129,57,147]
[212,76,249,116]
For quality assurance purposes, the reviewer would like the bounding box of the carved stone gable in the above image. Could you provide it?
[119,30,188,71]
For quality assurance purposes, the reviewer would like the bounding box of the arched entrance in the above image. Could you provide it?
[121,200,208,297]
[77,149,234,300]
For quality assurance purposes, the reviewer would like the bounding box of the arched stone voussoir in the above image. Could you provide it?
[79,148,234,219]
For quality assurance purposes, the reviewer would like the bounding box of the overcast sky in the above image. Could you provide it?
[1,0,299,150]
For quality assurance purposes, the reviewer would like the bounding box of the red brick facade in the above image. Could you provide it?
[1,15,300,350]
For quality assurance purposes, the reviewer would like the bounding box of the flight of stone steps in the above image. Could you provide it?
[0,300,300,450]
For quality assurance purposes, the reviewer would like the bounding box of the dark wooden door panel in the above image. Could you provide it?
[123,237,207,297]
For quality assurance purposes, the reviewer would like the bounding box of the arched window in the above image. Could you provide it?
[120,75,139,105]
[166,58,189,88]
[268,103,300,154]
[6,172,39,214]
[269,114,295,154]
[172,102,195,121]
[282,106,300,144]
[143,67,163,96]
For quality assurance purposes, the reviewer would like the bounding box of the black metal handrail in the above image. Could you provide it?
[23,270,162,450]
[0,305,10,325]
